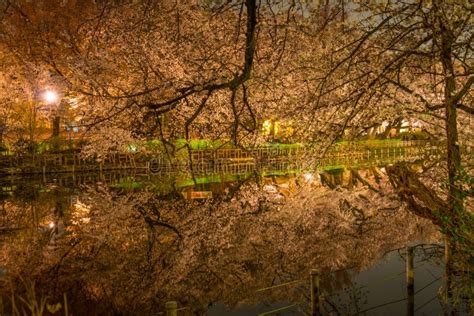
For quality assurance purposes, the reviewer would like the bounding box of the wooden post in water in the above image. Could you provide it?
[310,270,321,316]
[165,301,178,316]
[406,246,414,316]
[444,236,455,313]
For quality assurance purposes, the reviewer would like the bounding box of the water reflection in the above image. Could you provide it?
[0,169,457,315]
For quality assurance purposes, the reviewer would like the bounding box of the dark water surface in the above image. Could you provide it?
[0,171,459,315]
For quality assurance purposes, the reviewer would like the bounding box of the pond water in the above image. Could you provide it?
[0,170,463,315]
[209,249,445,315]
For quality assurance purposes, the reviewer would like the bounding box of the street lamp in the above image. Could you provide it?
[43,90,59,104]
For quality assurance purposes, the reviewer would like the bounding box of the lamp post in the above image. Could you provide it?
[27,99,43,154]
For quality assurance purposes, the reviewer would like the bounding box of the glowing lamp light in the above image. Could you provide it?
[48,222,55,228]
[262,119,272,136]
[43,90,59,104]
[128,144,138,153]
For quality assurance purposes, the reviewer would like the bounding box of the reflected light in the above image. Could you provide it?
[72,200,91,224]
[263,185,277,193]
[43,90,58,104]
[303,173,313,181]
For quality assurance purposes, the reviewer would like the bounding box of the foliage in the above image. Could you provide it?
[0,279,69,316]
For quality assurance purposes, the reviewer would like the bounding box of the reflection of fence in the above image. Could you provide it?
[0,170,137,194]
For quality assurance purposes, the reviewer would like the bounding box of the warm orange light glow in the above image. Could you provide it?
[43,90,58,104]
[262,120,272,136]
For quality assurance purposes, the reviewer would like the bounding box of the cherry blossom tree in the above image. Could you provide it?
[0,1,347,147]
[305,1,473,307]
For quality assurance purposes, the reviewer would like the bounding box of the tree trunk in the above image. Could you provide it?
[438,0,463,218]
[436,7,464,313]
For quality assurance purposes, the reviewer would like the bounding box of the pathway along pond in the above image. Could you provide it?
[0,167,468,315]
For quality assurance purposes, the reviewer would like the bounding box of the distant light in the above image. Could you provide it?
[274,121,280,135]
[48,222,55,228]
[128,144,138,153]
[43,90,58,104]
[262,120,272,136]
[413,120,422,127]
